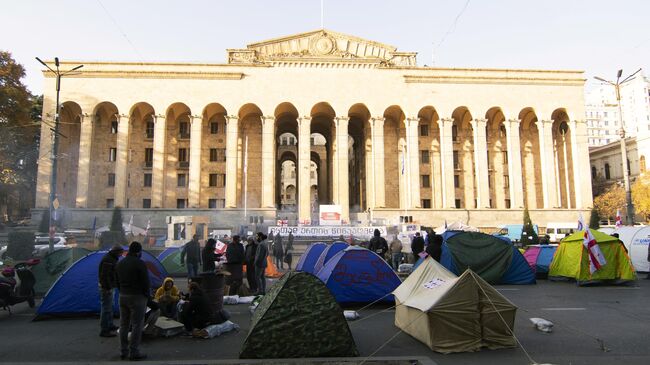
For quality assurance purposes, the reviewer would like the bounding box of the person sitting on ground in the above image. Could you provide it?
[179,282,211,333]
[202,238,218,273]
[154,277,180,319]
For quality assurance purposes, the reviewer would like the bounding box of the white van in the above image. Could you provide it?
[545,222,578,243]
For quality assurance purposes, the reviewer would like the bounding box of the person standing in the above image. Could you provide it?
[98,245,123,337]
[426,232,443,263]
[254,232,269,294]
[368,229,389,259]
[272,233,284,270]
[389,236,403,270]
[244,237,258,293]
[225,235,245,295]
[284,232,294,270]
[411,232,425,263]
[202,238,217,273]
[180,234,201,279]
[116,242,150,361]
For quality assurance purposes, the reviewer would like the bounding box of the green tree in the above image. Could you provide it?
[110,206,125,237]
[632,173,650,221]
[589,206,600,229]
[520,207,539,246]
[0,51,40,219]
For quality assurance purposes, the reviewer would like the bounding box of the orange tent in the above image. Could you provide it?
[242,256,283,278]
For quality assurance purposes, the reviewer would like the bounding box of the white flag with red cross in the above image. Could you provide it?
[578,215,607,274]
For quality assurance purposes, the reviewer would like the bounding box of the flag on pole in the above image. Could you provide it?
[91,216,97,231]
[144,219,151,236]
[128,215,133,233]
[615,209,622,229]
[578,214,607,274]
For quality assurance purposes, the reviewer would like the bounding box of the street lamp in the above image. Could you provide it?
[35,57,83,252]
[594,68,642,225]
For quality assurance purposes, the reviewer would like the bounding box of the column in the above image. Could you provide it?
[569,120,584,208]
[35,112,54,208]
[439,118,455,208]
[151,114,166,208]
[261,115,276,208]
[504,119,524,208]
[114,113,129,207]
[471,118,490,208]
[335,116,350,222]
[75,112,94,207]
[224,115,239,208]
[298,116,312,223]
[365,128,375,210]
[538,120,558,208]
[406,117,421,208]
[371,117,386,207]
[188,115,202,208]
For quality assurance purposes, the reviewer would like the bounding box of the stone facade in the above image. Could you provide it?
[35,29,593,231]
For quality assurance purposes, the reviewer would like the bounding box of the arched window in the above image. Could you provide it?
[591,166,597,179]
[641,156,646,173]
[605,163,611,180]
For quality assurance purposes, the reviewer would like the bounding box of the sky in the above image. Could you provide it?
[2,0,650,95]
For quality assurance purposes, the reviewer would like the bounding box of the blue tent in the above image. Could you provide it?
[434,231,535,285]
[313,242,348,274]
[35,251,167,320]
[295,242,327,274]
[317,246,401,303]
[158,247,179,261]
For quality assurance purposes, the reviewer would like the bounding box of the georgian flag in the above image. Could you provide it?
[615,210,622,229]
[578,215,607,274]
[215,240,227,255]
[144,219,151,236]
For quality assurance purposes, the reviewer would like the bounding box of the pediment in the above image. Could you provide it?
[227,29,416,67]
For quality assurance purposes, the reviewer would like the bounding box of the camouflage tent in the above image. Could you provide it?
[240,271,358,359]
[32,247,92,295]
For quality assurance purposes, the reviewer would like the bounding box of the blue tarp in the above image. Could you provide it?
[313,242,348,274]
[35,251,167,319]
[295,242,327,274]
[317,246,401,303]
[414,231,535,285]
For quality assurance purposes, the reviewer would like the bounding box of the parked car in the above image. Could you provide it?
[545,222,578,243]
[32,236,68,257]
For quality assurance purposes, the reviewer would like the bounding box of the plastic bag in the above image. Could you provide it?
[530,317,554,333]
[344,310,360,321]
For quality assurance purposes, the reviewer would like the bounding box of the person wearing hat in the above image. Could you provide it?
[116,242,150,361]
[98,244,123,338]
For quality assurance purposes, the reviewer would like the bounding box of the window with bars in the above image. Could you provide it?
[145,121,154,138]
[111,121,118,134]
[176,199,187,209]
[109,148,117,162]
[208,198,225,208]
[421,199,431,208]
[210,122,219,134]
[420,124,429,137]
[179,121,190,138]
[142,199,151,208]
[178,148,188,162]
[106,199,114,208]
[144,148,153,167]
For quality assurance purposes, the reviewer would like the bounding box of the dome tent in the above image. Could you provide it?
[313,241,348,274]
[239,271,358,359]
[295,242,327,274]
[523,244,558,278]
[549,229,636,285]
[316,246,401,303]
[35,250,167,320]
[32,247,91,296]
[159,249,186,277]
[437,231,535,285]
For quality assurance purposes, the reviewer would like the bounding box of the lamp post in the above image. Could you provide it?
[35,57,83,252]
[594,68,642,225]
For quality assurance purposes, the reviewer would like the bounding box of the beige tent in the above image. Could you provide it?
[393,257,517,353]
[433,221,479,235]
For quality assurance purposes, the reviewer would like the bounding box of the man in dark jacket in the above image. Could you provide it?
[411,232,425,262]
[180,234,201,279]
[426,232,443,263]
[244,237,258,293]
[180,282,211,332]
[368,229,388,259]
[254,232,269,294]
[272,233,284,270]
[116,242,150,361]
[98,244,123,337]
[225,235,245,295]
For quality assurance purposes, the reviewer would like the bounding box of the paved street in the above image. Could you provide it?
[1,278,649,364]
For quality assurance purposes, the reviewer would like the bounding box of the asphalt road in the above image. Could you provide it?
[1,278,649,364]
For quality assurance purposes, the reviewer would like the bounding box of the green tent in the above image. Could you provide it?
[240,271,358,359]
[160,250,186,277]
[549,230,636,285]
[33,247,92,295]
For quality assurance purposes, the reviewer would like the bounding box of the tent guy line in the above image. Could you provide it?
[540,307,587,311]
